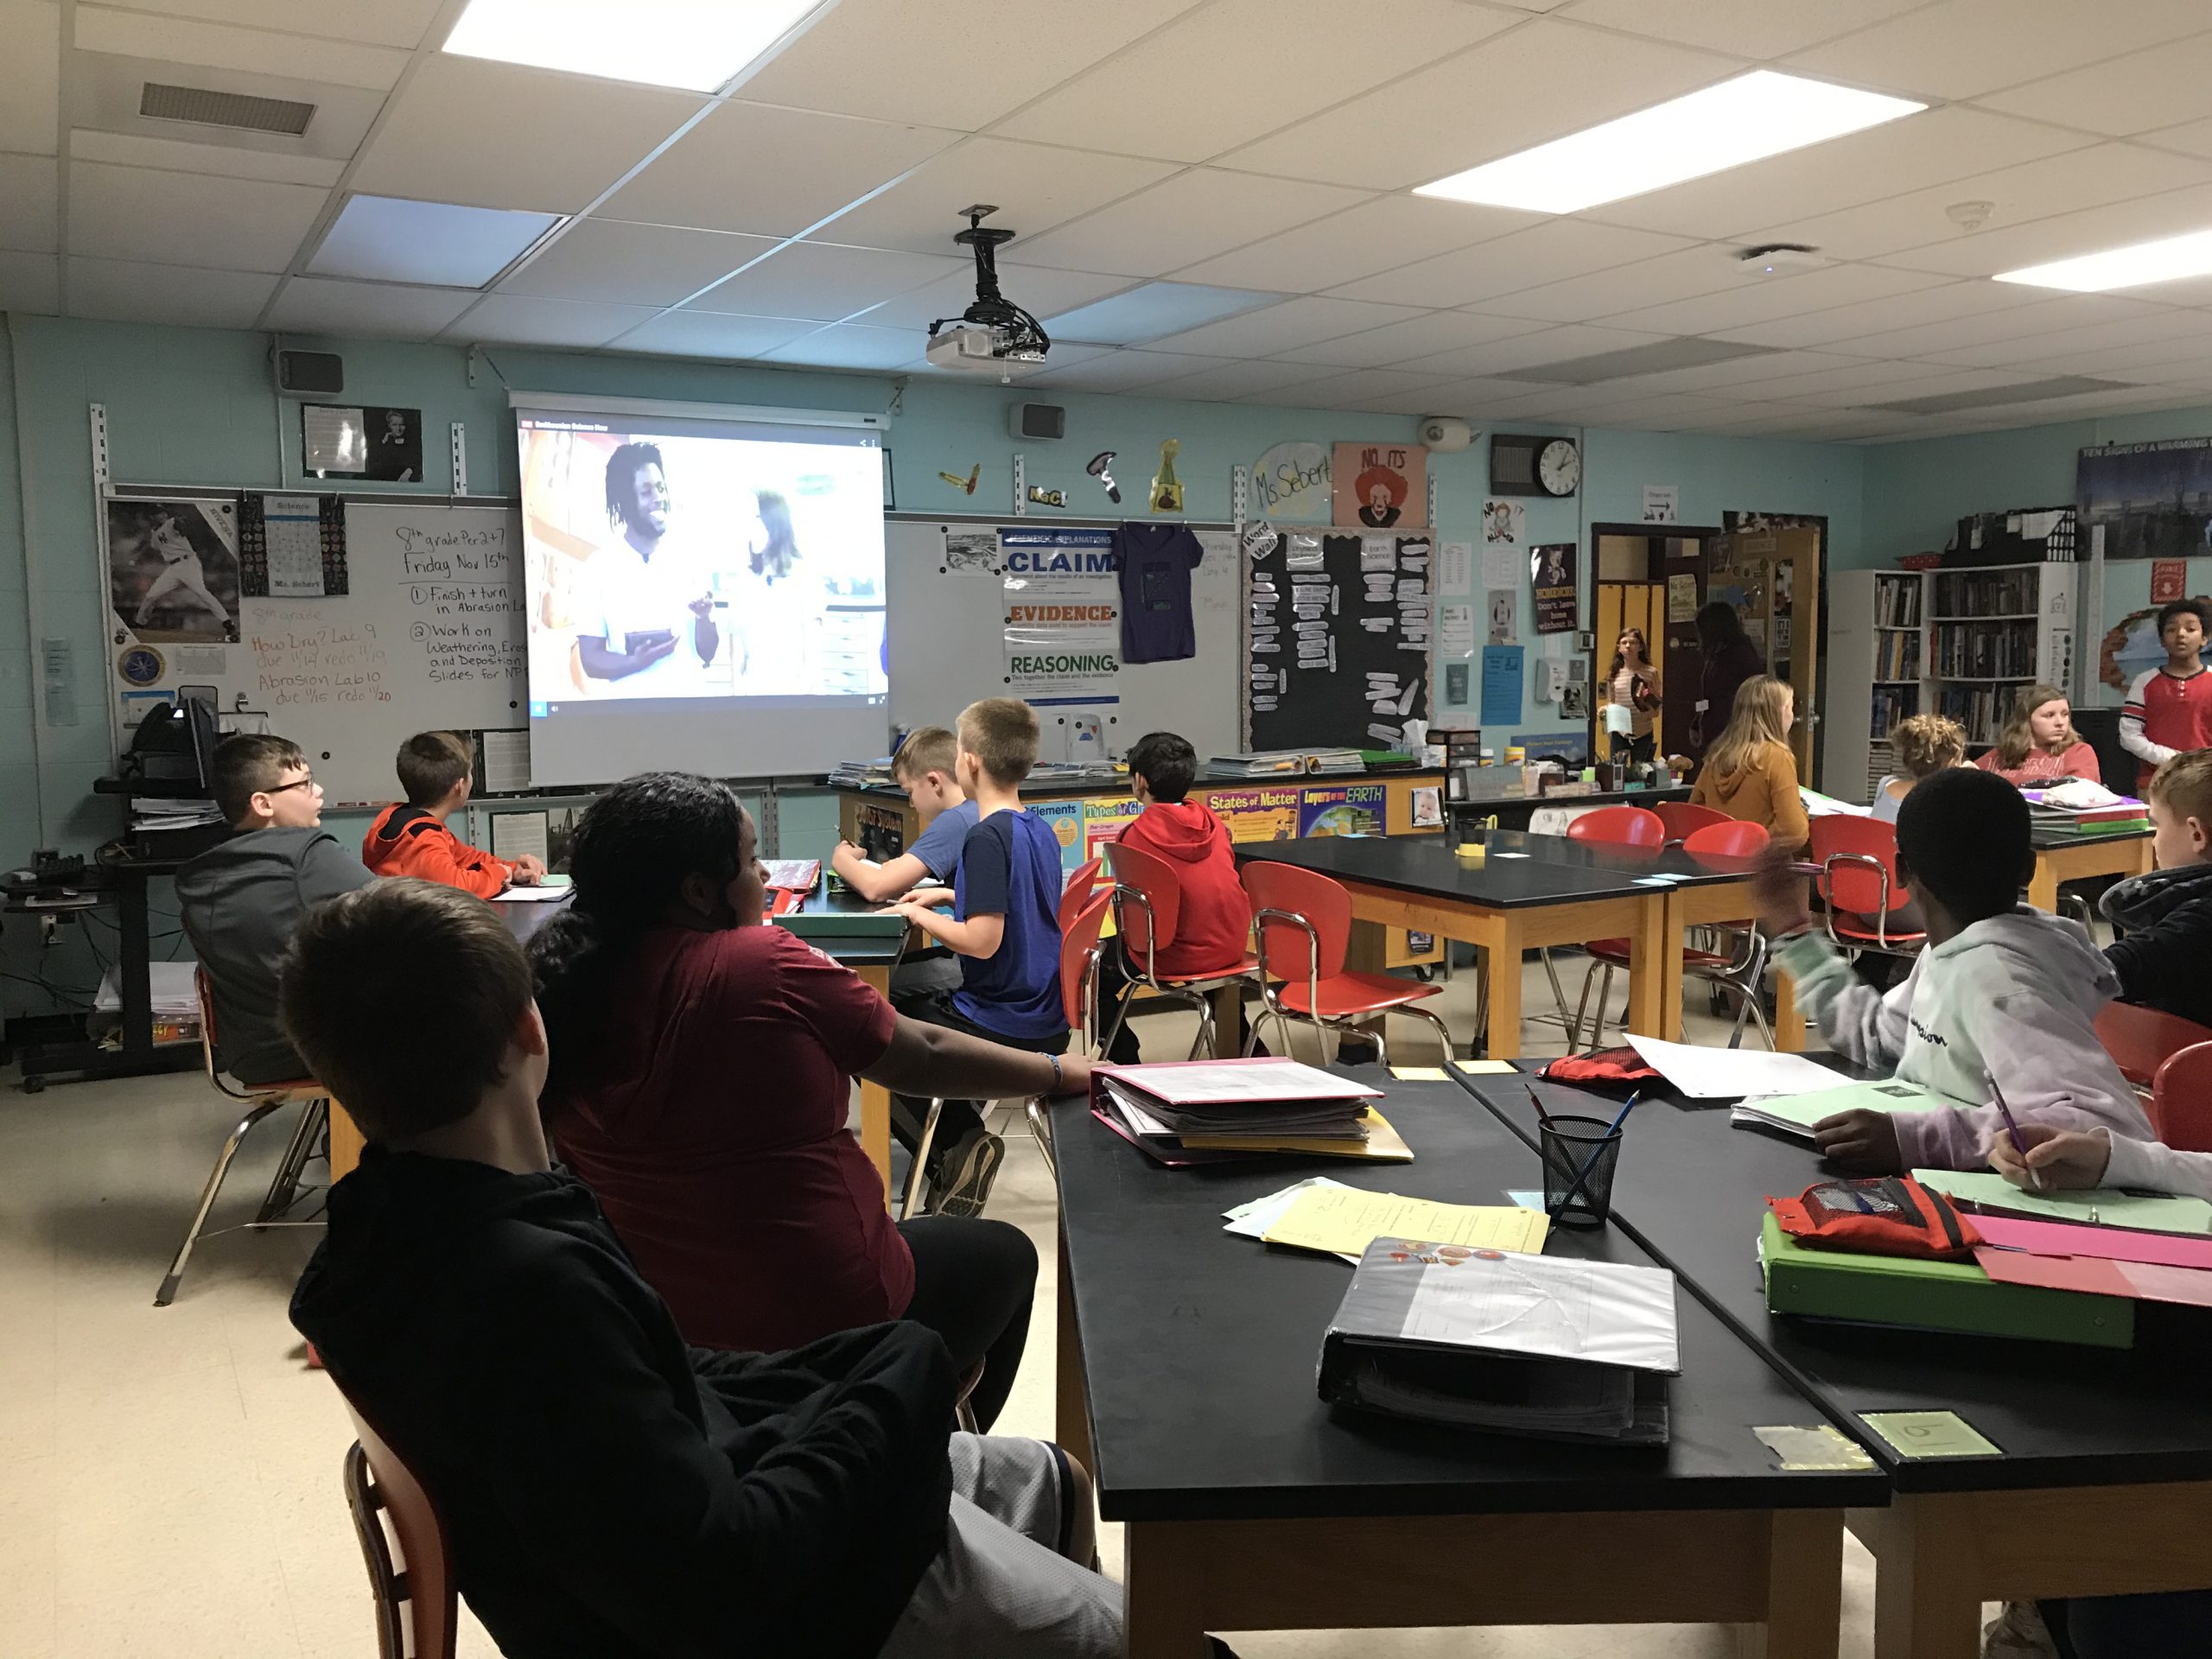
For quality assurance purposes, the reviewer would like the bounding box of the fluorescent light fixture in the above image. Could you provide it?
[308,195,562,289]
[1415,71,1924,215]
[443,0,833,93]
[1996,229,2212,292]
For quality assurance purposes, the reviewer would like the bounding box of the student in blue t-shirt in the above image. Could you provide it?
[830,725,978,1004]
[884,699,1068,1217]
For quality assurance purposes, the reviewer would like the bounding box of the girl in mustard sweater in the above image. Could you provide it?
[1691,676,1809,852]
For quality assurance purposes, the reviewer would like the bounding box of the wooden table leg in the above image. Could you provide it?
[327,1101,365,1183]
[855,965,893,1203]
[1124,1522,1213,1658]
[2027,852,2059,914]
[1482,915,1522,1060]
[1774,963,1804,1052]
[1869,1497,1984,1659]
[1626,889,1682,1041]
[1207,983,1245,1058]
[1736,1509,1842,1659]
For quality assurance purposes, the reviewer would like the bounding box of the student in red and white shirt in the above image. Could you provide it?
[1974,683,2103,788]
[2121,599,2212,791]
[361,731,544,898]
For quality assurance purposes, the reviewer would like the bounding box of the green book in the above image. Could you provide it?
[1759,1212,2134,1349]
[1731,1077,1949,1139]
[774,909,908,941]
[1912,1169,2212,1235]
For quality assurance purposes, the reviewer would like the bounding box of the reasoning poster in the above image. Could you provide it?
[1001,527,1120,702]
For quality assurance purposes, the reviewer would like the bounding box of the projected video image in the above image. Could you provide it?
[518,417,887,706]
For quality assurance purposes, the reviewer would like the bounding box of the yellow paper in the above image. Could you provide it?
[1179,1106,1414,1162]
[1859,1410,2001,1460]
[1390,1065,1450,1081]
[1262,1185,1550,1262]
[1453,1059,1517,1076]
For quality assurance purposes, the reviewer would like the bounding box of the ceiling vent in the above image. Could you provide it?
[139,81,315,137]
[1868,376,2129,416]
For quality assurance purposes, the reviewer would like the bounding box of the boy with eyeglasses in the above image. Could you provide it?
[177,733,372,1084]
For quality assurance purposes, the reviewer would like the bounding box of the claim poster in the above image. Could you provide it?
[1298,782,1384,837]
[1199,784,1304,842]
[1001,527,1121,702]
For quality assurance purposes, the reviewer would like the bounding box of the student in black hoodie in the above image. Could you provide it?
[2102,748,2212,1029]
[283,879,1122,1659]
[177,733,372,1082]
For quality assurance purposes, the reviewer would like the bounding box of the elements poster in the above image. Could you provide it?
[1332,442,1427,531]
[1529,541,1578,634]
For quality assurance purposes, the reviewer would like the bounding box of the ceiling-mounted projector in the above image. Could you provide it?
[926,205,1050,378]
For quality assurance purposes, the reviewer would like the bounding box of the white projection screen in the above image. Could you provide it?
[515,393,890,785]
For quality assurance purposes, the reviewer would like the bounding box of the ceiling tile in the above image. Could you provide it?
[0,250,59,314]
[1042,283,1283,345]
[353,56,706,214]
[603,101,960,238]
[1977,33,2212,137]
[738,0,1202,130]
[2012,335,2212,380]
[68,129,346,187]
[1019,349,1238,393]
[264,277,475,339]
[501,219,776,307]
[106,0,444,49]
[68,162,325,271]
[1596,262,1949,334]
[1929,309,2212,369]
[0,0,60,154]
[1329,218,1695,308]
[1812,293,2171,360]
[813,138,1177,257]
[1711,277,2048,347]
[686,241,965,321]
[1783,0,2212,99]
[1168,191,1541,290]
[1417,321,1672,378]
[1560,0,1927,60]
[762,324,926,371]
[1785,365,2049,408]
[1145,296,1424,357]
[613,309,823,360]
[1007,169,1372,277]
[1760,144,2212,268]
[995,0,1517,162]
[67,257,274,326]
[1218,18,1742,191]
[1472,245,1746,322]
[0,155,57,253]
[1580,106,2088,242]
[861,264,1135,330]
[458,295,664,350]
[1874,177,2212,279]
[73,4,410,91]
[1714,353,1955,397]
[308,195,557,287]
[1144,357,1335,401]
[2145,118,2212,162]
[1273,365,1466,408]
[1345,375,1539,415]
[1273,308,1555,368]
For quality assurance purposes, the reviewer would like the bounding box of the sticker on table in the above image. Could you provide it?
[1503,1189,1546,1211]
[1454,1059,1517,1075]
[1860,1410,2002,1459]
[1389,1066,1451,1081]
[1755,1425,1876,1471]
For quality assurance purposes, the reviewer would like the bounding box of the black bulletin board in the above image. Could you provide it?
[1246,529,1432,751]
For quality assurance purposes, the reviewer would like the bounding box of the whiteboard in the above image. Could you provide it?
[882,518,1242,762]
[109,494,528,804]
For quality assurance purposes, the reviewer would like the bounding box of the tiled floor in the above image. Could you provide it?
[0,953,1910,1657]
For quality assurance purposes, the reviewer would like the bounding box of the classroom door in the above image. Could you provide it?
[1707,526,1821,780]
[1592,582,1664,756]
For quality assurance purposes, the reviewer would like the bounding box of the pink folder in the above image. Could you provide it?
[1974,1214,2212,1272]
[1975,1246,2212,1309]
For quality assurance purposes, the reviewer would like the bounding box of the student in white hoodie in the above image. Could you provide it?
[1752,766,2152,1174]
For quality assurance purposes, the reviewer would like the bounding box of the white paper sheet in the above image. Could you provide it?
[1482,543,1522,588]
[1438,541,1473,594]
[482,729,531,794]
[1624,1035,1843,1100]
[490,810,549,866]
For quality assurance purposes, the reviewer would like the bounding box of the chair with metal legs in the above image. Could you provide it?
[1537,805,1667,1051]
[1239,861,1455,1067]
[1096,839,1260,1063]
[157,968,331,1306]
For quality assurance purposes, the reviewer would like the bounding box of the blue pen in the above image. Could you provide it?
[1552,1091,1643,1214]
[1988,1074,2041,1192]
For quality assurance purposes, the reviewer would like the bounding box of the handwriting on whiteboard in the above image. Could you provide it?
[250,613,391,707]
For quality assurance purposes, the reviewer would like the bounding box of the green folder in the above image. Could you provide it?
[1759,1212,2134,1349]
[1912,1169,2212,1235]
[1732,1077,1948,1137]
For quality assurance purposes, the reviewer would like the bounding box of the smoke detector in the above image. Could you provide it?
[1947,199,1996,232]
[1735,243,1824,276]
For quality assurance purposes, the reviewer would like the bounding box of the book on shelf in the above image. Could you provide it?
[1934,569,2039,616]
[1874,575,1923,627]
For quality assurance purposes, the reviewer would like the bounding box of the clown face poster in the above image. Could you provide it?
[1332,442,1427,531]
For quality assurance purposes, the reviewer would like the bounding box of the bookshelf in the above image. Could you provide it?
[1825,569,1929,798]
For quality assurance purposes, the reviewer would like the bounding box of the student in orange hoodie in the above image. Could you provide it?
[361,731,546,898]
[1096,730,1251,1062]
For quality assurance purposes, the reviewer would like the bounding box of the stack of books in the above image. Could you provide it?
[1306,747,1367,774]
[827,758,896,788]
[1206,750,1312,777]
[2024,786,2148,837]
[1093,1058,1408,1163]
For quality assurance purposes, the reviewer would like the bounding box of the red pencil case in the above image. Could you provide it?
[1769,1177,1981,1262]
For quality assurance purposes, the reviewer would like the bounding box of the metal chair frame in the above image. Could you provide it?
[1097,881,1255,1063]
[1818,850,1925,959]
[1243,904,1453,1068]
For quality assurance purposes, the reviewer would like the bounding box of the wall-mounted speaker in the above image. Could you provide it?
[274,349,344,397]
[1007,402,1065,441]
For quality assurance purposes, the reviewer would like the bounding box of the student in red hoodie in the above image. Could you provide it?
[1097,730,1252,1062]
[362,731,546,898]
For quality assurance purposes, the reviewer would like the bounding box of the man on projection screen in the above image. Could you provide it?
[576,441,720,696]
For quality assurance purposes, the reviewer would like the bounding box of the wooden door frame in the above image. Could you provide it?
[1716,514,1830,789]
[1586,523,1723,763]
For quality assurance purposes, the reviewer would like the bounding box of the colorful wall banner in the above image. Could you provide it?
[1081,797,1143,861]
[1297,782,1385,837]
[1001,527,1120,703]
[1529,541,1577,634]
[1199,784,1305,843]
[1032,799,1085,875]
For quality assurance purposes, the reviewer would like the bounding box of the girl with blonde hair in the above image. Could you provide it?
[1691,676,1809,851]
[1872,713,1967,823]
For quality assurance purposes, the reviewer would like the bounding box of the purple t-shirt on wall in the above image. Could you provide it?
[1116,523,1204,664]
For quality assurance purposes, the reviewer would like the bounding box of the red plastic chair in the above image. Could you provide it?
[1812,815,1926,959]
[1239,861,1453,1066]
[2152,1039,2212,1153]
[1566,804,1667,848]
[1025,888,1114,1183]
[338,1390,460,1659]
[1654,800,1731,843]
[1574,821,1776,1051]
[1100,839,1260,1062]
[2096,1001,2212,1090]
[1057,856,1104,935]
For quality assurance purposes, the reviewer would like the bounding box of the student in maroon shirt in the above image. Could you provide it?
[527,772,1086,1430]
